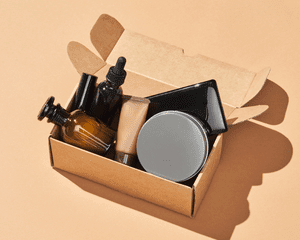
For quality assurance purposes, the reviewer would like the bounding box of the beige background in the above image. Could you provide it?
[1,1,299,239]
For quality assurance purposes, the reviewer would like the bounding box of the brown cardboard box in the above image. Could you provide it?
[48,14,270,217]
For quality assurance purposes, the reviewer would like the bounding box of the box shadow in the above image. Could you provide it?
[55,119,292,240]
[244,79,289,125]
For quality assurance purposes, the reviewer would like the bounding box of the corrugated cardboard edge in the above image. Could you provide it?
[48,136,54,166]
[192,134,223,217]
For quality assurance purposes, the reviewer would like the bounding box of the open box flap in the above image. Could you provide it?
[90,14,124,61]
[216,103,268,126]
[67,14,271,124]
[67,42,269,126]
[241,67,271,106]
[88,14,271,109]
[226,105,269,126]
[105,29,270,108]
[67,41,106,75]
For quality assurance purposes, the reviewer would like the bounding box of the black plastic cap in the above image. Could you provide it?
[106,56,127,86]
[77,73,98,111]
[37,96,70,126]
[38,96,55,121]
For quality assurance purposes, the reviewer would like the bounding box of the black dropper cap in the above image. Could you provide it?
[106,56,127,86]
[74,73,97,111]
[37,96,70,126]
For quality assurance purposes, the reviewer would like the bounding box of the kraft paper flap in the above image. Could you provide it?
[241,67,271,106]
[95,64,177,97]
[222,103,236,119]
[50,137,193,216]
[68,14,270,119]
[192,134,223,217]
[90,14,124,61]
[226,105,269,126]
[67,41,106,75]
[106,29,265,108]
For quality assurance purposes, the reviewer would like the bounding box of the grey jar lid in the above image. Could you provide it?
[137,111,209,182]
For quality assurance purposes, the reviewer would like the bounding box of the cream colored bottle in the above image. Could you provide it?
[114,96,150,165]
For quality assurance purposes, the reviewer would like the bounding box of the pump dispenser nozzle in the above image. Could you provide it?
[106,56,127,86]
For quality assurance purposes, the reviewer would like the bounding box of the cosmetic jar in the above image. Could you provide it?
[136,110,210,182]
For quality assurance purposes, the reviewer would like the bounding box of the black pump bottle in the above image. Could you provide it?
[89,56,127,125]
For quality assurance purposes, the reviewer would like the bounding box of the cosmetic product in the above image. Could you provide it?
[89,56,127,125]
[114,96,150,166]
[38,96,115,155]
[73,73,97,112]
[146,80,228,135]
[137,111,210,182]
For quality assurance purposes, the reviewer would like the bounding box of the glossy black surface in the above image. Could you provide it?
[146,80,228,135]
[89,81,123,125]
[74,73,97,112]
[88,57,127,125]
[106,56,127,86]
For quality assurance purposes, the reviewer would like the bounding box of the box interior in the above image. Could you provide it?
[49,78,223,217]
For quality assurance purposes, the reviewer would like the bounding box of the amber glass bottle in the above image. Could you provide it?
[38,96,116,155]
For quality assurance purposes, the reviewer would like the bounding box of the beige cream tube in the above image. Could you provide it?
[115,96,150,166]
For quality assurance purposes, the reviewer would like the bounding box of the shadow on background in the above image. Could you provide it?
[55,79,292,240]
[245,79,289,125]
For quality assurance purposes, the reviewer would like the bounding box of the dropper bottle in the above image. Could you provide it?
[89,56,127,125]
[38,91,116,155]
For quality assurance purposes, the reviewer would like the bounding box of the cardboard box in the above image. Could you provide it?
[48,14,270,217]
